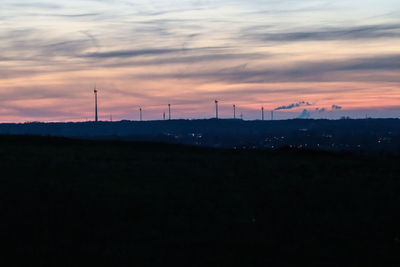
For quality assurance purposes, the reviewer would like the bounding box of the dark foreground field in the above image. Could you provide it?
[1,135,400,266]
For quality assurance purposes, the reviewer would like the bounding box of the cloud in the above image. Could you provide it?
[129,53,400,84]
[83,48,188,58]
[332,105,342,110]
[275,101,311,110]
[0,28,96,62]
[82,47,230,59]
[297,109,311,119]
[9,2,62,9]
[101,52,268,68]
[246,24,400,42]
[316,107,326,113]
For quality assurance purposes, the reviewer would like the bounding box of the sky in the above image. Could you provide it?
[1,0,400,122]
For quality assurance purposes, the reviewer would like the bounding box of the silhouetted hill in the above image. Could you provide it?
[1,135,400,266]
[1,118,400,153]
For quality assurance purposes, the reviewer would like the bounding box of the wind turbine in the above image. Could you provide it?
[94,86,98,122]
[215,100,219,119]
[262,106,264,121]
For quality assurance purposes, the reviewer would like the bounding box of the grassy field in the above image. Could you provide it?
[1,135,400,266]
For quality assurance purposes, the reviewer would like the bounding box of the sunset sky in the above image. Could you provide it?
[1,0,400,121]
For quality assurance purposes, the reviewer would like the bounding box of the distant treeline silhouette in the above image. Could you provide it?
[1,119,400,153]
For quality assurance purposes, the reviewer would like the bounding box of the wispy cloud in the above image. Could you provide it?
[84,48,190,58]
[245,24,400,42]
[128,53,400,84]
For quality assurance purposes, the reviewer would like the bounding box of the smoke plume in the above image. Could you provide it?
[332,105,342,110]
[275,101,311,111]
[297,109,311,119]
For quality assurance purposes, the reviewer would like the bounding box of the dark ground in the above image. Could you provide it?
[1,135,400,266]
